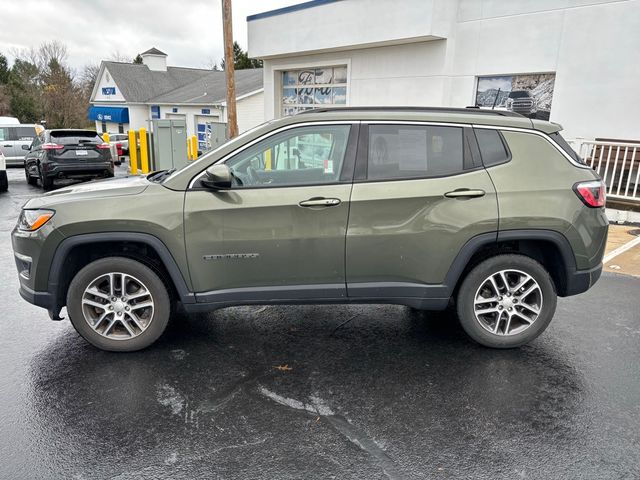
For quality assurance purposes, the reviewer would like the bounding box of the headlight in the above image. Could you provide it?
[18,209,55,231]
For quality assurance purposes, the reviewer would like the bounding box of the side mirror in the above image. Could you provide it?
[201,164,232,190]
[22,145,30,151]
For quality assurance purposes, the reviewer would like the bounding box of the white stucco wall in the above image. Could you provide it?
[252,0,640,140]
[237,90,265,132]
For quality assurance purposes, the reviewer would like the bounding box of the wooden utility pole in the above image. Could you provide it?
[222,0,238,138]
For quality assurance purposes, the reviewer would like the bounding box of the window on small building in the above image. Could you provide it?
[118,123,124,134]
[281,66,347,116]
[367,125,464,180]
[101,121,107,133]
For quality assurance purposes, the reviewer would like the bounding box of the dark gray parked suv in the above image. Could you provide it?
[24,129,114,190]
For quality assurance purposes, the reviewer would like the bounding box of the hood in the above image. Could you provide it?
[24,175,151,209]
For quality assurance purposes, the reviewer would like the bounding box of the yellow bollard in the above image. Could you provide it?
[191,136,198,160]
[128,130,138,175]
[265,148,272,170]
[187,139,192,160]
[139,127,149,174]
[102,132,110,144]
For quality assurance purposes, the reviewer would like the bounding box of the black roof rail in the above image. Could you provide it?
[297,106,525,118]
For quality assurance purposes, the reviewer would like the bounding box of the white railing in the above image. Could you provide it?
[569,139,640,202]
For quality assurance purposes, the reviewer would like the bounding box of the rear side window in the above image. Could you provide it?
[475,129,510,167]
[548,132,585,165]
[367,125,464,180]
[12,126,36,141]
[51,131,102,145]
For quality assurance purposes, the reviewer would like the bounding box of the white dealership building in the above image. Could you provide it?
[247,0,640,140]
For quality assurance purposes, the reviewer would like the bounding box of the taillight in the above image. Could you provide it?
[574,180,606,208]
[96,143,111,149]
[41,143,63,150]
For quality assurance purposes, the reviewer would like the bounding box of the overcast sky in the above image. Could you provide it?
[0,0,300,72]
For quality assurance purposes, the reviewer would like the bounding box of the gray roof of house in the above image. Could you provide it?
[150,68,264,104]
[101,61,263,104]
[141,47,167,56]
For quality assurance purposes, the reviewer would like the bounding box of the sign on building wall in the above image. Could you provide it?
[101,87,116,96]
[475,73,555,120]
[281,66,347,116]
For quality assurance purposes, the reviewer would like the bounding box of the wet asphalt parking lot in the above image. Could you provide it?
[0,167,639,479]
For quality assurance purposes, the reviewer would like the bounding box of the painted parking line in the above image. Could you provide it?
[603,235,640,264]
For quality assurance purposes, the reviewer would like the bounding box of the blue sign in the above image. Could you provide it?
[201,108,211,115]
[102,87,116,95]
[151,105,160,119]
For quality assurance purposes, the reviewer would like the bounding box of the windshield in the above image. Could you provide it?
[508,91,530,98]
[160,120,276,184]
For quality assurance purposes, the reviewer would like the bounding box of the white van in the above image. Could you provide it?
[0,124,39,166]
[0,116,19,125]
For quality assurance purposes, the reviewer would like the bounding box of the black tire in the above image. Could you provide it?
[0,170,7,192]
[456,254,557,348]
[25,167,37,186]
[67,257,171,352]
[39,167,53,190]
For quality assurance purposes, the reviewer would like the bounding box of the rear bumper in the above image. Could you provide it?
[564,263,603,296]
[42,161,113,179]
[6,157,25,167]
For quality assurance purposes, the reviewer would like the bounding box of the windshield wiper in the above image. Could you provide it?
[147,168,176,183]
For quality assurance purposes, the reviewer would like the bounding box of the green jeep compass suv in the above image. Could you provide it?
[11,107,608,351]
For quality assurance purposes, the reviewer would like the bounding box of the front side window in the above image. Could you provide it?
[367,125,464,180]
[226,125,351,188]
[281,66,347,116]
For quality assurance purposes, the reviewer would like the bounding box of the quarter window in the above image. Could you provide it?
[475,129,510,166]
[281,66,347,116]
[226,125,351,188]
[367,125,464,180]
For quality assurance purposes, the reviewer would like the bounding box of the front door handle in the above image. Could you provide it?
[444,189,486,199]
[298,197,341,208]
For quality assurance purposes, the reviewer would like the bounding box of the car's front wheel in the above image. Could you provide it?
[67,257,171,352]
[456,254,557,348]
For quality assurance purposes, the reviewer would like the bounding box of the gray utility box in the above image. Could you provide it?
[151,119,188,171]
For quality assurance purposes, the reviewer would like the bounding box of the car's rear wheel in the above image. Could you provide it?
[39,167,53,190]
[456,254,557,348]
[67,257,171,352]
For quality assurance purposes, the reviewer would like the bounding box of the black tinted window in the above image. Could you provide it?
[548,132,585,165]
[51,131,102,145]
[11,126,36,141]
[367,125,464,180]
[475,129,509,166]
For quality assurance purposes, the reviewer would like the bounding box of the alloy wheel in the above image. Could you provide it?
[81,272,155,340]
[473,269,543,336]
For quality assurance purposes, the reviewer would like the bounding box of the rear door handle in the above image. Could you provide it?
[298,197,341,208]
[444,189,486,199]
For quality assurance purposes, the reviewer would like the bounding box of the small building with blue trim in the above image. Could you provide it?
[89,48,264,150]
